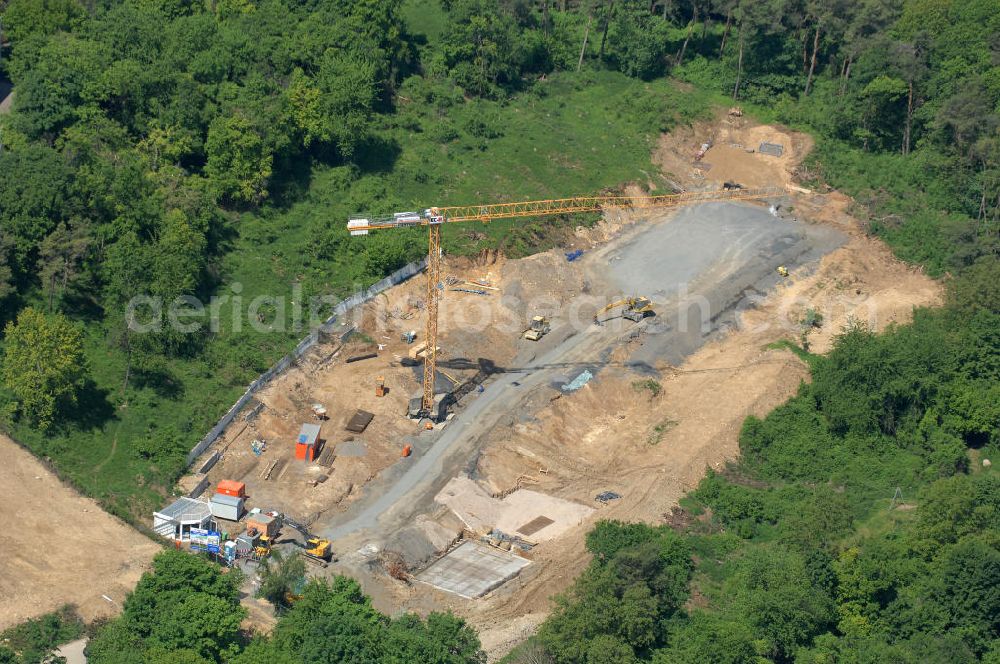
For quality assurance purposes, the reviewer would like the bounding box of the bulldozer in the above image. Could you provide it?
[523,315,551,341]
[594,297,654,325]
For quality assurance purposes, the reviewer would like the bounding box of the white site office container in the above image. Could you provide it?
[210,493,245,521]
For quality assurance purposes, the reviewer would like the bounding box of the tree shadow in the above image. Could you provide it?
[57,379,115,432]
[0,292,24,330]
[205,211,241,275]
[61,288,106,323]
[268,151,315,211]
[342,135,402,175]
[133,364,185,400]
[396,35,424,82]
[0,76,11,108]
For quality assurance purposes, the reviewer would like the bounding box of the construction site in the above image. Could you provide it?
[1,111,940,654]
[159,111,942,654]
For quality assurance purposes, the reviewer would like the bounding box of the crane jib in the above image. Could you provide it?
[346,186,783,232]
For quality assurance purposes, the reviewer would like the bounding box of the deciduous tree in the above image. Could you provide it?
[37,219,90,312]
[0,0,83,44]
[204,114,273,205]
[2,307,88,429]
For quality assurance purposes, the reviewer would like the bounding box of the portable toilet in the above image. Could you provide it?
[296,423,321,461]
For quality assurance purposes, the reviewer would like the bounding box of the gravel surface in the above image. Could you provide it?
[605,201,844,364]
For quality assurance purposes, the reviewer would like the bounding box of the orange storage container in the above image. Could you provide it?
[296,423,320,462]
[295,442,317,461]
[216,480,246,498]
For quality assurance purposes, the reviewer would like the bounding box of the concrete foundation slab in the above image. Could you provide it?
[336,440,367,457]
[494,490,594,542]
[415,541,530,599]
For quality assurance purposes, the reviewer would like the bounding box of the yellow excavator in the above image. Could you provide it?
[255,535,273,559]
[594,296,654,325]
[298,537,332,565]
[264,512,334,566]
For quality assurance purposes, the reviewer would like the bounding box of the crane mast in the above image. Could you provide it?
[348,186,782,419]
[422,217,443,414]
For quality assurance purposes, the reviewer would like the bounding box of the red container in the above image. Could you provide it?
[295,442,316,461]
[216,480,246,498]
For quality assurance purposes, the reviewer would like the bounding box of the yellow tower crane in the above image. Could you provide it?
[348,185,782,419]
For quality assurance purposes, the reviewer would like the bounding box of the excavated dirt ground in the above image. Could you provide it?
[654,109,812,191]
[0,435,160,630]
[365,201,941,658]
[466,125,940,659]
[342,116,940,659]
[184,113,941,656]
[195,254,589,528]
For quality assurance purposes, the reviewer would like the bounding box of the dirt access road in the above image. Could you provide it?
[319,200,843,550]
[0,435,159,630]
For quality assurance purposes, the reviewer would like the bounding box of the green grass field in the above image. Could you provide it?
[400,0,447,41]
[4,67,711,523]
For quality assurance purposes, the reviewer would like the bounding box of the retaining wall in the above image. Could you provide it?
[185,258,428,466]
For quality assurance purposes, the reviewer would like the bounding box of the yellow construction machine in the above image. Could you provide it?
[255,534,273,559]
[594,296,654,325]
[299,536,332,563]
[280,515,333,566]
[523,315,551,341]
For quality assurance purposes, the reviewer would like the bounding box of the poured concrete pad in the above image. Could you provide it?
[435,477,594,542]
[494,490,594,542]
[416,541,530,599]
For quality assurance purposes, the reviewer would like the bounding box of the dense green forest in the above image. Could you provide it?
[0,0,998,660]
